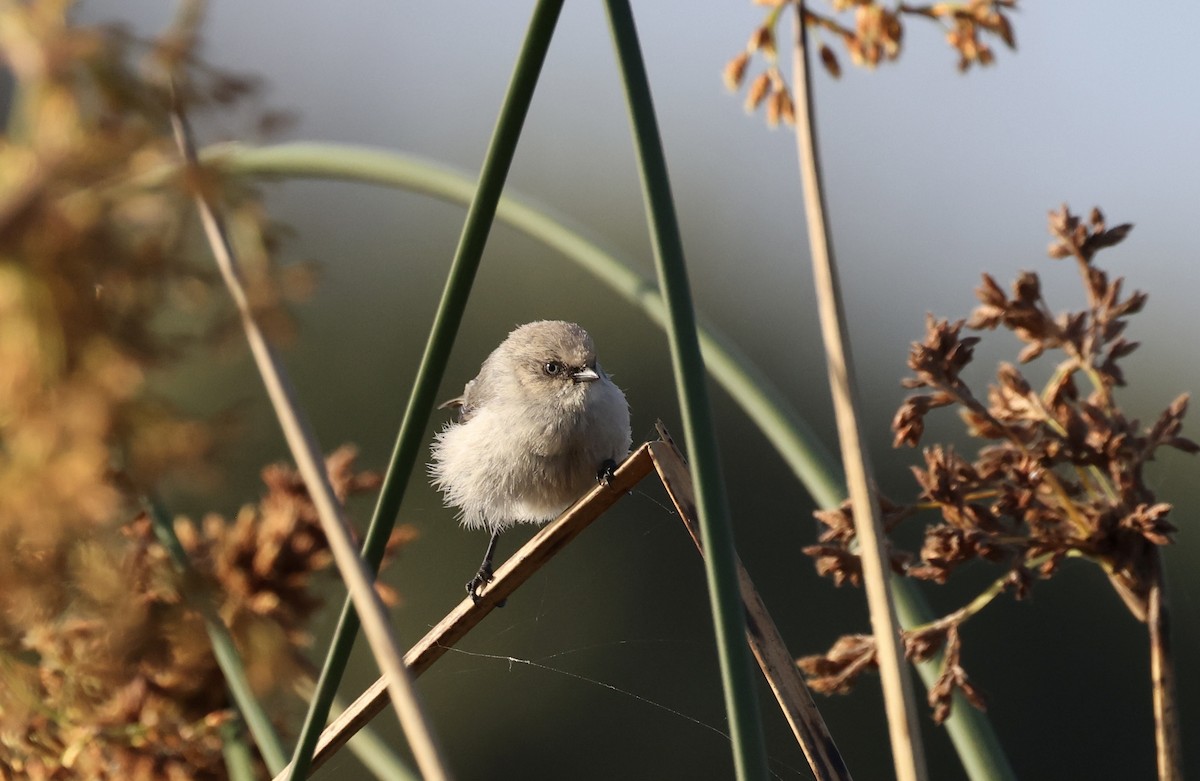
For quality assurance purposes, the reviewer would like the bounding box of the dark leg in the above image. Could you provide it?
[597,458,618,486]
[466,531,502,603]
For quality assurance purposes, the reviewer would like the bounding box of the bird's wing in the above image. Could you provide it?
[438,377,479,422]
[437,395,472,423]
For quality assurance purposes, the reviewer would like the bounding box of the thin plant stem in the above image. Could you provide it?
[143,496,289,773]
[218,719,259,781]
[1148,551,1181,781]
[340,709,420,781]
[891,588,1018,781]
[605,2,768,778]
[903,552,1052,634]
[283,2,566,778]
[789,6,928,781]
[170,104,451,781]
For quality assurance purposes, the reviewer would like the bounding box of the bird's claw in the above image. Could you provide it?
[597,458,618,486]
[465,563,494,603]
[465,563,506,607]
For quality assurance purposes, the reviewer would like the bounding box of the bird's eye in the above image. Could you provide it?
[543,361,562,376]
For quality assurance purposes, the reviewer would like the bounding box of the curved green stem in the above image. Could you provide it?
[202,139,1015,781]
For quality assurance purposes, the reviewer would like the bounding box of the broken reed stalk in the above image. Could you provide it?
[1148,552,1181,781]
[647,435,851,781]
[789,6,927,781]
[169,104,451,781]
[273,437,849,781]
[270,444,656,781]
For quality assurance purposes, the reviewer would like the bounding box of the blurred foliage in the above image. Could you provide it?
[0,3,411,778]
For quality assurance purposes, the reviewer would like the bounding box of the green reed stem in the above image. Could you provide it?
[144,496,289,774]
[282,2,565,779]
[219,718,259,781]
[605,2,768,778]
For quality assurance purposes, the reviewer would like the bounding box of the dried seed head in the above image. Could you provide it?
[809,204,1197,722]
[797,634,877,695]
[776,87,796,126]
[765,86,786,128]
[723,51,750,91]
[744,71,771,112]
[819,43,842,78]
[748,25,776,59]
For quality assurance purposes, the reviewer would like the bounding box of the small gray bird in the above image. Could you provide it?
[430,321,631,601]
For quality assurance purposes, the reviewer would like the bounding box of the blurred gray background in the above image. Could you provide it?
[84,2,1200,779]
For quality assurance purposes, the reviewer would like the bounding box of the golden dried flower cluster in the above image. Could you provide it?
[724,22,796,128]
[725,1,1017,128]
[0,4,403,778]
[800,206,1195,722]
[7,447,398,781]
[720,11,796,128]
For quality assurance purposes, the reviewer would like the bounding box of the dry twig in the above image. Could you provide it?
[169,98,450,781]
[789,6,928,780]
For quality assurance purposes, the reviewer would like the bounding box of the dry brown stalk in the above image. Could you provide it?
[169,102,451,780]
[1148,554,1181,781]
[789,5,928,780]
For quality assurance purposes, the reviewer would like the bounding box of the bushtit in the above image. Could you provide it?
[430,321,632,601]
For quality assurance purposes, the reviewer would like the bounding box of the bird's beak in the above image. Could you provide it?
[571,367,600,383]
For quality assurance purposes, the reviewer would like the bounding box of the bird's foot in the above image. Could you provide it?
[465,562,493,603]
[597,458,618,486]
[465,562,506,607]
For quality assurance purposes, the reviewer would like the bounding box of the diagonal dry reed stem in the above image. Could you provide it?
[647,433,852,781]
[169,102,451,781]
[1148,551,1181,781]
[274,433,853,780]
[789,6,928,781]
[269,443,655,780]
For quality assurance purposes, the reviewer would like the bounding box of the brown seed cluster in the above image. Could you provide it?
[7,448,402,781]
[724,18,795,129]
[800,206,1195,722]
[0,4,402,778]
[170,447,412,689]
[726,1,1018,128]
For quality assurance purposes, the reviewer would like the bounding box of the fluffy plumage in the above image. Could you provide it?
[430,321,631,533]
